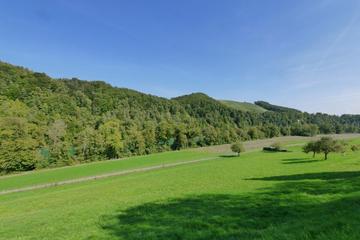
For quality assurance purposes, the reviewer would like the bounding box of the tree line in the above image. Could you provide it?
[1,61,360,173]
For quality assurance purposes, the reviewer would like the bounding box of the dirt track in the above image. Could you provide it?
[0,157,220,196]
[1,134,359,196]
[193,134,360,154]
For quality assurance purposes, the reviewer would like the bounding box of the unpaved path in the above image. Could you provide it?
[1,134,359,196]
[193,134,360,154]
[0,157,220,196]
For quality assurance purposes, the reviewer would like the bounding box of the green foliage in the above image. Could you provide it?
[231,142,245,156]
[270,142,283,151]
[99,119,123,158]
[247,127,265,140]
[351,145,360,152]
[0,100,43,172]
[310,137,346,160]
[1,61,360,173]
[261,124,280,138]
[291,123,319,137]
[303,141,321,158]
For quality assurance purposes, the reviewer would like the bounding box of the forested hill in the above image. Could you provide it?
[1,61,360,173]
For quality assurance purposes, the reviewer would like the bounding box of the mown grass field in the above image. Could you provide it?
[1,137,360,240]
[0,151,216,192]
[220,100,267,113]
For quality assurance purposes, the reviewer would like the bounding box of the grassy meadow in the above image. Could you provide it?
[1,137,360,239]
[0,151,216,192]
[220,100,267,113]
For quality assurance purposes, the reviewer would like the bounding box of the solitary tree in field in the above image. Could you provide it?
[231,142,245,156]
[317,137,344,160]
[303,141,320,158]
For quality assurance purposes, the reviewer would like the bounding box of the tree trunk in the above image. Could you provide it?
[313,152,316,158]
[324,152,328,160]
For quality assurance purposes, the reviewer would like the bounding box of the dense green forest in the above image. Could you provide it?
[1,61,360,173]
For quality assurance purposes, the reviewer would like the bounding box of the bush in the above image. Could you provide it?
[231,142,245,156]
[263,142,288,152]
[270,142,282,151]
[351,145,360,152]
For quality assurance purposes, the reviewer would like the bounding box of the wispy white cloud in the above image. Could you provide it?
[317,10,359,67]
[280,5,360,95]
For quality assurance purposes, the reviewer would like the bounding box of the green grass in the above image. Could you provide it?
[1,139,360,239]
[0,150,216,192]
[220,100,267,113]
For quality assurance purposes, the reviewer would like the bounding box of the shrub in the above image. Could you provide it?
[263,142,288,152]
[231,142,245,156]
[270,142,282,151]
[351,145,360,152]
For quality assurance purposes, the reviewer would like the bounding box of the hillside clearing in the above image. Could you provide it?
[220,100,267,113]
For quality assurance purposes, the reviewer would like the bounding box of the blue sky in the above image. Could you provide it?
[1,0,359,114]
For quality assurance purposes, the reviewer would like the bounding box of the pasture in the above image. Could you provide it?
[1,136,360,239]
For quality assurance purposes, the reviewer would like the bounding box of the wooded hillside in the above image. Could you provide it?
[1,61,359,173]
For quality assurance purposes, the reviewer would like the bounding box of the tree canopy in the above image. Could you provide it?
[231,142,245,156]
[303,137,345,160]
[1,61,360,173]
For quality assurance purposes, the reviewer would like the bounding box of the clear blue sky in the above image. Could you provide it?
[1,0,359,114]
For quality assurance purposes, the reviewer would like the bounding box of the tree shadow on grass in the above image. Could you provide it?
[282,158,321,164]
[98,171,360,240]
[249,171,360,181]
[219,154,238,158]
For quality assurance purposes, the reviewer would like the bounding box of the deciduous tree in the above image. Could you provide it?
[231,142,245,156]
